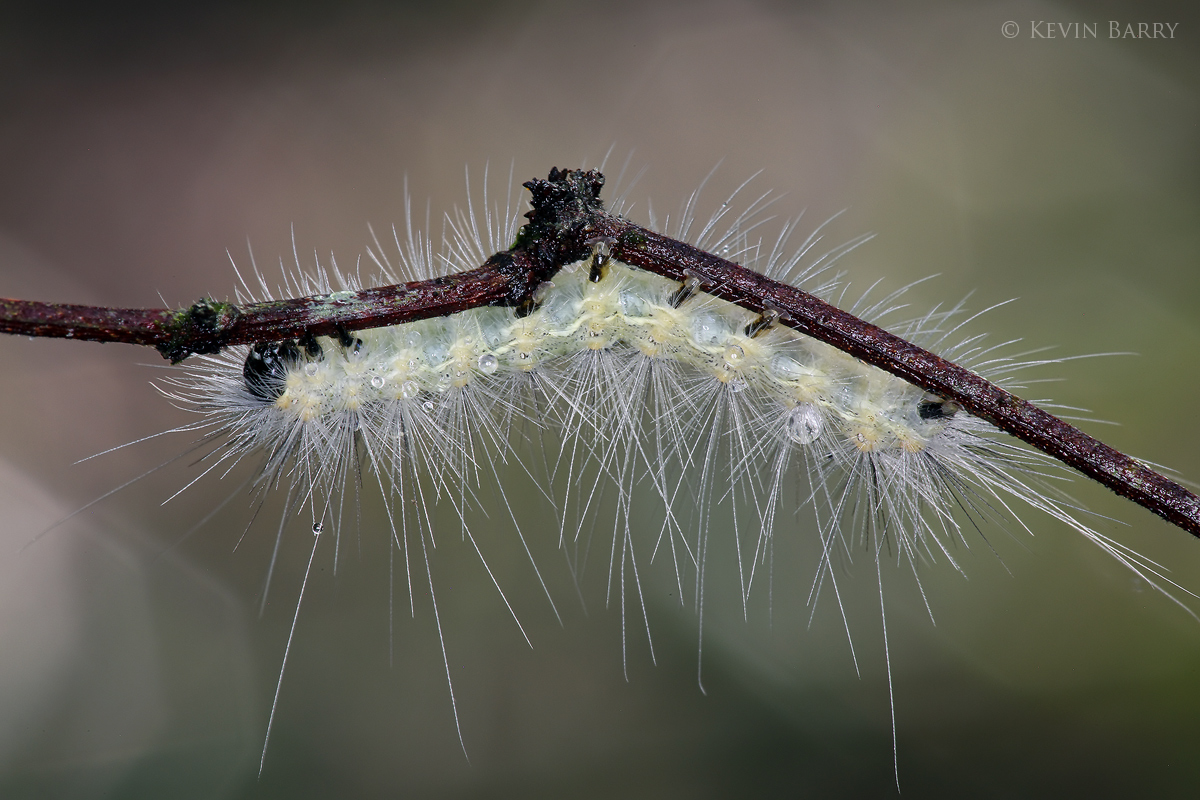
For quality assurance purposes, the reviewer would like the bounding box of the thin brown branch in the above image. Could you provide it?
[0,256,544,363]
[0,298,181,347]
[2,166,1199,540]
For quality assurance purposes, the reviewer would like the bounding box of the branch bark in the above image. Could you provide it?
[3,167,1199,538]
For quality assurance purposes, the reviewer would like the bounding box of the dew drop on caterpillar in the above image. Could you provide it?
[5,167,1200,793]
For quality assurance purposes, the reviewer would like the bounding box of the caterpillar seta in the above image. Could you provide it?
[6,166,1198,784]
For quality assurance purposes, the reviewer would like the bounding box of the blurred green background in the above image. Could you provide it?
[1,0,1198,796]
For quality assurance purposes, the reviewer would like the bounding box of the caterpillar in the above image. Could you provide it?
[4,166,1197,792]
[139,168,1191,782]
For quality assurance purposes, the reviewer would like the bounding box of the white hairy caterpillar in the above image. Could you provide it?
[131,171,1194,787]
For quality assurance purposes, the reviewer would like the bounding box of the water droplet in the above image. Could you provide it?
[785,403,823,445]
[518,351,530,361]
[304,363,318,377]
[370,375,385,389]
[724,345,744,365]
[422,400,435,413]
[477,353,498,374]
[405,330,422,348]
[400,380,418,399]
[312,522,324,535]
[728,378,747,393]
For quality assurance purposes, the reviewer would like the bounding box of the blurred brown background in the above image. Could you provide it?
[1,0,1198,797]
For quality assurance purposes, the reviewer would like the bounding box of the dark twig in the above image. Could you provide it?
[3,167,1199,539]
[0,255,548,363]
